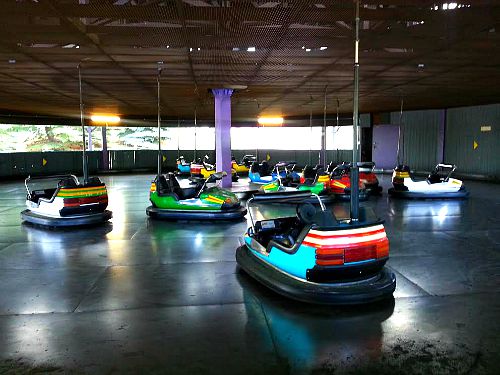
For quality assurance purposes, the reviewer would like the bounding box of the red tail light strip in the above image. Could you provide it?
[63,196,108,207]
[306,228,386,240]
[302,225,390,266]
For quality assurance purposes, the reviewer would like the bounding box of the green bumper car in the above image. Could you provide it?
[146,171,247,221]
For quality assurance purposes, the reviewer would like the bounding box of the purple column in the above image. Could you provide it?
[212,88,233,188]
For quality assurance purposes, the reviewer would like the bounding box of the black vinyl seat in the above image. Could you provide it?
[57,177,78,188]
[302,164,324,185]
[250,161,272,176]
[156,173,200,200]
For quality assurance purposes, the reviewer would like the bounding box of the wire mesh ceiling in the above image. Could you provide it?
[0,0,499,120]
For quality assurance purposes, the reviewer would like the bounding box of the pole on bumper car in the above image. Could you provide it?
[350,0,360,222]
[78,61,89,184]
[157,62,163,177]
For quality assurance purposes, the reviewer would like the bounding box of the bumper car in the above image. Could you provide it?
[271,161,300,181]
[176,155,191,175]
[300,164,324,185]
[388,164,469,199]
[262,164,335,204]
[358,162,382,195]
[236,191,396,304]
[327,163,368,201]
[248,161,277,184]
[232,154,256,175]
[21,174,112,227]
[190,155,238,182]
[147,171,247,220]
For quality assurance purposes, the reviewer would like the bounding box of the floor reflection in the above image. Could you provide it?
[238,272,394,374]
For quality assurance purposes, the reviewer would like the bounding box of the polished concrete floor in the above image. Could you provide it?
[0,174,498,374]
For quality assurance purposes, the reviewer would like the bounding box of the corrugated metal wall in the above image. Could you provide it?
[0,149,352,178]
[445,104,499,178]
[390,109,443,171]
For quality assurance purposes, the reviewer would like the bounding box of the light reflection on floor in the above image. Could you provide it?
[0,173,498,373]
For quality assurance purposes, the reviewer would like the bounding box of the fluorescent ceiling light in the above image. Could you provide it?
[247,47,256,52]
[258,117,284,126]
[90,115,121,124]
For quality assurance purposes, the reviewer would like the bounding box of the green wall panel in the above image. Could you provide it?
[391,109,442,171]
[445,104,499,178]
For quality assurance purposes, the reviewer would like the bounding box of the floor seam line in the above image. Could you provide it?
[71,266,110,313]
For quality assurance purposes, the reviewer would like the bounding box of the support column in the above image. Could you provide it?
[87,126,93,151]
[212,89,233,188]
[102,125,109,171]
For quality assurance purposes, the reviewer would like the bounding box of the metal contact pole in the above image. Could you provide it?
[399,97,404,165]
[309,106,312,165]
[177,118,180,158]
[336,98,340,163]
[194,106,197,160]
[78,63,88,184]
[350,0,360,222]
[322,86,327,165]
[157,64,162,177]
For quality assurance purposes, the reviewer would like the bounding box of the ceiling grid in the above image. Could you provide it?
[0,0,498,120]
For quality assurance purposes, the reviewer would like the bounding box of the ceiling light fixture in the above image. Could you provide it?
[247,47,256,52]
[320,46,328,50]
[258,117,284,126]
[90,115,121,124]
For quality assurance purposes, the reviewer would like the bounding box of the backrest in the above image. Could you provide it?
[156,175,169,194]
[302,165,315,179]
[260,161,270,176]
[331,164,349,178]
[167,173,180,189]
[58,177,78,188]
[250,161,260,173]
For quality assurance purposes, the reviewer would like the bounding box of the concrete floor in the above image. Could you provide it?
[0,174,498,374]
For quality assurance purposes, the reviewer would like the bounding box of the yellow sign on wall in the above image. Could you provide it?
[473,141,478,150]
[42,158,47,166]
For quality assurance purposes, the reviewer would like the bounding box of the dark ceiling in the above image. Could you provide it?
[0,0,499,121]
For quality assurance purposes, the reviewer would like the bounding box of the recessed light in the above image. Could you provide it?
[247,47,256,52]
[8,59,16,64]
[320,46,328,50]
[305,48,311,52]
[418,63,425,68]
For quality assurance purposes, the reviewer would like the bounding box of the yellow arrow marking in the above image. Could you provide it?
[473,141,478,150]
[266,153,271,161]
[162,155,166,162]
[42,158,47,166]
